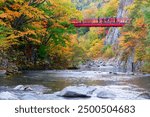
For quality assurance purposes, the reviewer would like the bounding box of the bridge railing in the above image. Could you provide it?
[71,18,131,24]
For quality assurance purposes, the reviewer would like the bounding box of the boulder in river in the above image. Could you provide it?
[97,91,116,99]
[14,85,33,91]
[113,72,127,75]
[58,86,96,98]
[137,93,150,99]
[13,85,51,94]
[0,91,19,100]
[100,72,112,75]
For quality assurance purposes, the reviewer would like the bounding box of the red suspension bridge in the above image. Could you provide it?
[71,18,131,27]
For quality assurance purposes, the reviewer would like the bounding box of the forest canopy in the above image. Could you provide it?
[0,0,83,69]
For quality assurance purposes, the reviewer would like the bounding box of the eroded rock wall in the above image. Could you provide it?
[105,0,134,45]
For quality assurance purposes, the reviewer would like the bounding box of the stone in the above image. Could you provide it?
[0,91,19,100]
[97,91,116,99]
[24,87,33,91]
[13,85,24,90]
[137,93,150,99]
[14,85,33,91]
[13,85,51,94]
[113,72,127,75]
[100,72,111,75]
[6,62,20,75]
[126,72,134,75]
[58,86,96,98]
[0,70,6,76]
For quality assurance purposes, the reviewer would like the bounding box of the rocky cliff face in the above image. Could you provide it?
[104,0,140,72]
[0,51,19,75]
[105,0,134,45]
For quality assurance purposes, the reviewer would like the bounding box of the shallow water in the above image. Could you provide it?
[0,70,150,100]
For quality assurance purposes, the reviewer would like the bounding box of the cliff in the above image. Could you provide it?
[105,0,134,45]
[104,0,143,72]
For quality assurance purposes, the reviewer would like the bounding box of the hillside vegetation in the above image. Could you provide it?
[0,0,150,73]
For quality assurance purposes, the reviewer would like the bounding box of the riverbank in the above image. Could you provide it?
[0,46,149,77]
[0,57,148,76]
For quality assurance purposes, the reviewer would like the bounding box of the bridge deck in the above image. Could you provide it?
[73,23,125,27]
[71,18,131,27]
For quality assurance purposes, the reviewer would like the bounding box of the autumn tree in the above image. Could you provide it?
[97,0,119,17]
[0,0,82,69]
[119,0,150,72]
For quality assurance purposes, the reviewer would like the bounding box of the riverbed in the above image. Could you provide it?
[0,70,150,100]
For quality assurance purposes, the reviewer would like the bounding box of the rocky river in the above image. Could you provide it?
[0,60,150,100]
[1,0,149,100]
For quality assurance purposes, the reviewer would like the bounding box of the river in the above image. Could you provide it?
[0,70,150,100]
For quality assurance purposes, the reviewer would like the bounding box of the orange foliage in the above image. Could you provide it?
[119,16,148,62]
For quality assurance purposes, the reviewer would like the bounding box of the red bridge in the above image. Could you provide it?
[71,18,131,27]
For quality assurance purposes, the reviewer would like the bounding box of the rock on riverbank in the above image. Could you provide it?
[79,58,143,74]
[0,70,6,76]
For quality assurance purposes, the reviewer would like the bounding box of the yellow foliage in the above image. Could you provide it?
[0,0,5,4]
[87,39,104,58]
[134,45,145,62]
[49,40,74,68]
[135,17,145,27]
[97,0,119,17]
[142,62,150,73]
[28,38,41,44]
[11,4,21,10]
[97,28,105,35]
[119,16,147,55]
[82,6,98,18]
[103,47,114,59]
[125,4,136,13]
